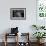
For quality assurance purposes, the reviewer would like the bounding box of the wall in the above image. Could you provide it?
[0,0,36,42]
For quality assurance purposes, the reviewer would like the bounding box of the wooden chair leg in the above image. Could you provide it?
[15,33,18,46]
[17,34,18,46]
[4,41,7,46]
[4,33,7,46]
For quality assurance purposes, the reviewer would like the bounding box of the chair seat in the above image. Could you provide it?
[6,33,17,36]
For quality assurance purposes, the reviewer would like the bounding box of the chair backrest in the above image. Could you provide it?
[11,27,18,34]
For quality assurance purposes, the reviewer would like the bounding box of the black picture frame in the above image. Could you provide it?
[10,8,26,20]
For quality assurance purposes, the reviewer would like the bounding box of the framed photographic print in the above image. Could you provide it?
[37,0,46,18]
[36,0,46,26]
[10,8,26,20]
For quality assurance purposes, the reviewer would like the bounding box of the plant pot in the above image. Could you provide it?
[40,39,45,43]
[37,39,40,43]
[37,39,45,44]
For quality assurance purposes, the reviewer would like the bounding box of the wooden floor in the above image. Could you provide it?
[0,42,46,46]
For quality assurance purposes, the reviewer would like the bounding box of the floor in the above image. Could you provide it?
[0,42,46,46]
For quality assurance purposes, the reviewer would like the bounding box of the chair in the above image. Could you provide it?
[4,27,19,46]
[18,33,30,46]
[4,33,18,46]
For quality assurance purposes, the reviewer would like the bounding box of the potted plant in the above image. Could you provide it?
[33,32,46,43]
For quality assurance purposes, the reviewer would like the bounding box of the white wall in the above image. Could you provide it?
[0,0,37,42]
